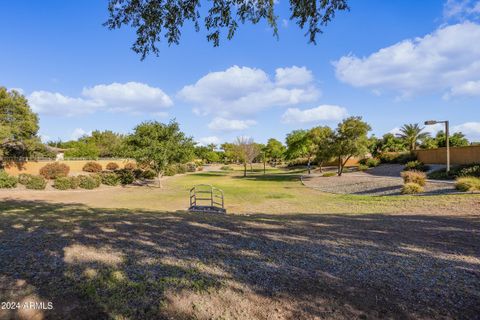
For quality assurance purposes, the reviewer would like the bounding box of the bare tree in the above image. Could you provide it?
[234,137,260,177]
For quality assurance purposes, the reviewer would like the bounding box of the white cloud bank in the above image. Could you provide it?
[453,122,480,140]
[207,117,257,131]
[28,82,172,116]
[281,105,348,124]
[178,65,319,117]
[443,0,480,21]
[334,22,480,98]
[196,136,221,146]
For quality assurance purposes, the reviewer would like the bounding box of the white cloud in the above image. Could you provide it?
[443,0,480,21]
[196,136,221,146]
[281,105,348,124]
[207,117,257,131]
[388,127,402,135]
[178,65,319,117]
[445,80,480,98]
[453,122,480,140]
[334,22,480,98]
[71,128,91,140]
[28,82,172,116]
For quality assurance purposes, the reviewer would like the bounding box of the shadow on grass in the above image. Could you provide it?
[0,200,479,319]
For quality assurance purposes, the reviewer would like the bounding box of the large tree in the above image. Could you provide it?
[125,120,195,187]
[264,138,285,167]
[330,116,371,176]
[81,130,125,157]
[397,123,430,152]
[105,0,349,59]
[233,137,260,177]
[0,87,42,159]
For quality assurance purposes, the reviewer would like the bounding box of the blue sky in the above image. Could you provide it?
[1,0,479,145]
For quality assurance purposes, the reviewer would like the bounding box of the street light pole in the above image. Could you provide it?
[424,120,450,174]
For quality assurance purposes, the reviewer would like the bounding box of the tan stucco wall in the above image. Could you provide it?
[414,145,480,165]
[4,159,135,176]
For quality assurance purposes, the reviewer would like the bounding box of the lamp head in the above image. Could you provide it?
[424,120,438,125]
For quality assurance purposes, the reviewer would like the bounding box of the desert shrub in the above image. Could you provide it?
[18,173,34,185]
[401,182,424,194]
[39,162,70,179]
[322,172,336,177]
[0,171,17,188]
[53,177,73,190]
[124,163,136,170]
[428,163,480,180]
[197,166,204,171]
[379,152,416,164]
[457,164,480,178]
[401,170,426,186]
[287,158,310,167]
[186,163,196,172]
[82,162,102,173]
[220,165,234,171]
[115,169,135,185]
[106,162,119,171]
[26,175,47,190]
[78,175,100,189]
[176,164,187,174]
[164,165,177,176]
[141,169,156,180]
[101,172,120,186]
[455,177,480,192]
[357,164,369,171]
[365,158,380,167]
[69,176,80,189]
[404,160,429,172]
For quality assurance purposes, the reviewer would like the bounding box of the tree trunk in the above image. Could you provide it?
[307,157,311,175]
[157,172,163,188]
[318,162,323,173]
[243,162,247,177]
[250,163,253,172]
[337,157,342,176]
[263,161,266,175]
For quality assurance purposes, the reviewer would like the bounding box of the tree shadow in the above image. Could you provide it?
[0,200,479,319]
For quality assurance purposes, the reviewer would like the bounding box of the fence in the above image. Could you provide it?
[414,145,480,165]
[2,159,135,176]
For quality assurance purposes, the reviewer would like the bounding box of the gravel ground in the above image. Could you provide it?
[304,165,457,196]
[0,200,479,319]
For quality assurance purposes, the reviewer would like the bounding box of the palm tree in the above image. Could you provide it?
[397,123,430,152]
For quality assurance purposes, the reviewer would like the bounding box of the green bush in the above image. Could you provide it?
[164,165,177,176]
[53,177,73,190]
[428,163,480,180]
[82,162,103,173]
[141,169,157,180]
[0,171,17,188]
[186,163,197,172]
[106,162,119,171]
[322,172,337,177]
[18,173,34,185]
[39,162,70,179]
[101,172,120,186]
[115,169,135,185]
[176,164,187,174]
[124,163,136,170]
[457,164,480,178]
[455,177,480,192]
[26,175,47,190]
[401,182,424,194]
[78,175,100,189]
[357,164,369,171]
[220,165,234,171]
[404,160,429,172]
[401,170,426,186]
[365,158,380,167]
[69,176,80,189]
[379,152,416,164]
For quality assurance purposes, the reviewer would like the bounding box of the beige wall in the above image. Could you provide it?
[4,159,135,176]
[414,145,480,165]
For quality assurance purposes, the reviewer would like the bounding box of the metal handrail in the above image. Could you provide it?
[189,184,224,210]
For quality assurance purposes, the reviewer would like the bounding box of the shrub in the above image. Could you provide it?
[53,177,72,190]
[164,165,177,176]
[428,163,480,180]
[106,162,119,171]
[69,176,80,189]
[141,169,156,180]
[322,172,337,177]
[197,166,204,171]
[176,164,187,174]
[78,175,100,189]
[401,170,427,186]
[101,172,120,186]
[220,165,234,171]
[115,169,135,185]
[365,158,380,168]
[455,177,480,192]
[18,173,34,185]
[379,152,416,164]
[0,171,17,188]
[427,169,453,180]
[26,175,47,190]
[186,163,196,172]
[401,182,424,194]
[358,164,369,171]
[404,160,429,172]
[39,162,70,179]
[82,162,102,173]
[124,163,136,170]
[457,164,480,178]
